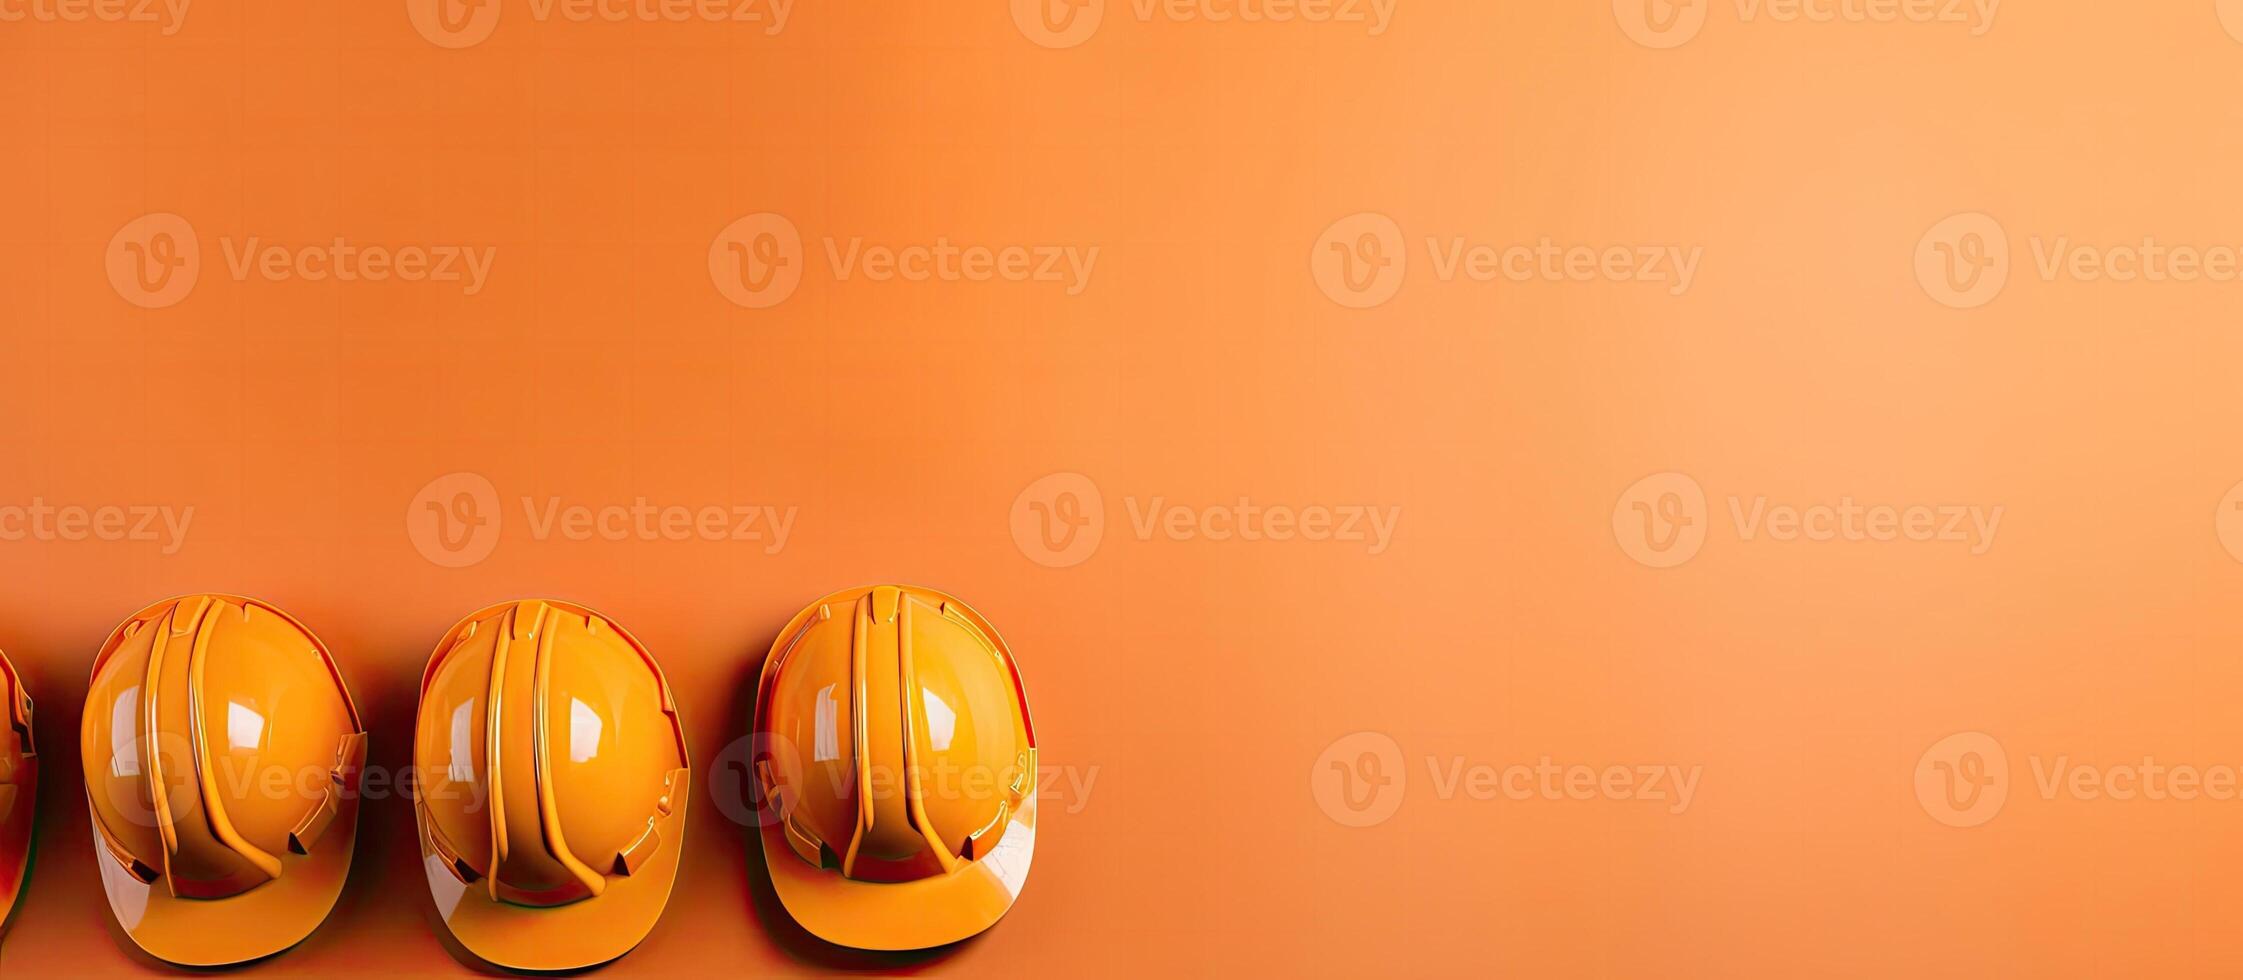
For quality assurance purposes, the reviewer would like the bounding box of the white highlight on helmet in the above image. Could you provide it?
[228,701,265,751]
[449,700,477,782]
[570,698,602,764]
[922,690,957,752]
[814,684,840,762]
[110,687,141,777]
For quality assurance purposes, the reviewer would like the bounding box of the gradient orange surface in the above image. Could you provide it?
[6,2,2243,977]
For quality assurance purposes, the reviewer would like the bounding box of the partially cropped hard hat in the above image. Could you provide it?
[754,585,1039,950]
[81,595,366,967]
[414,599,691,972]
[0,649,34,930]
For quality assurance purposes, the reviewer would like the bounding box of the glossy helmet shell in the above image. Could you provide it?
[414,599,690,972]
[754,585,1038,950]
[80,595,365,967]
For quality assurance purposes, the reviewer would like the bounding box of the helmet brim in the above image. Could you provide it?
[418,805,687,972]
[760,788,1037,951]
[91,801,358,967]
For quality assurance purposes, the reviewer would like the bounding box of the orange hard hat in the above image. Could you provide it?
[0,649,34,931]
[413,599,691,972]
[80,595,367,967]
[753,585,1039,950]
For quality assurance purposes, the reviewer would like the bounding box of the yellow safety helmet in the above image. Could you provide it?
[413,599,691,972]
[753,585,1039,950]
[80,595,366,967]
[0,649,34,931]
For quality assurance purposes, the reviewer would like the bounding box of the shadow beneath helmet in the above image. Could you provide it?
[0,819,36,949]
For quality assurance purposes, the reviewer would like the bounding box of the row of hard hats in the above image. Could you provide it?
[0,585,1038,971]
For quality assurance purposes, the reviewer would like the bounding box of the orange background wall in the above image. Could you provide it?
[7,1,2243,976]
